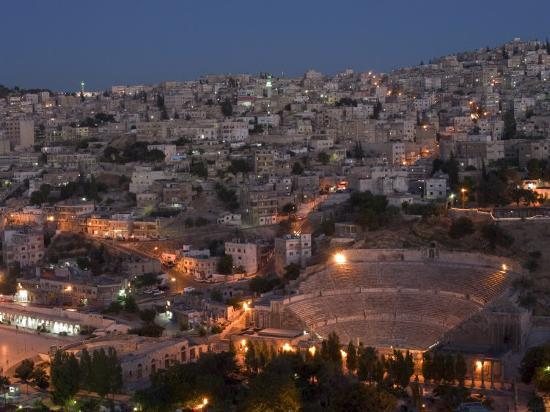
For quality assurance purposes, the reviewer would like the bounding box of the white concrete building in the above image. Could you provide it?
[224,241,259,274]
[274,233,311,274]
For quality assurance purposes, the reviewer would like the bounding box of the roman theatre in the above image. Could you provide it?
[252,247,529,356]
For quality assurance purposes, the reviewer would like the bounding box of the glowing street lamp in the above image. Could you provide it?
[194,397,209,410]
[334,253,346,265]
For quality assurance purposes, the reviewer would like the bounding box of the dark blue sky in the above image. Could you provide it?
[2,0,549,91]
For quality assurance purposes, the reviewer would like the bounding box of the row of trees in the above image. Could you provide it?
[447,217,515,250]
[520,343,550,393]
[348,191,400,230]
[50,348,123,405]
[136,333,400,412]
[14,359,49,393]
[422,352,467,386]
[215,183,239,211]
[103,141,165,164]
[30,175,107,205]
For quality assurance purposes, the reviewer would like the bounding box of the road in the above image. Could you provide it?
[92,195,336,291]
[0,326,76,376]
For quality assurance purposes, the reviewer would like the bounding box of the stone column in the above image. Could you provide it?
[480,360,485,389]
[490,360,495,389]
[471,360,476,388]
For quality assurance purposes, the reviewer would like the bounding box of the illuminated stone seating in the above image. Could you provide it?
[315,320,448,350]
[286,291,480,330]
[282,251,515,351]
[300,262,509,304]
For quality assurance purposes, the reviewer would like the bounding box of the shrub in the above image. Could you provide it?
[449,217,475,239]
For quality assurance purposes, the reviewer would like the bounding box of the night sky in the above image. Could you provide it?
[2,0,549,91]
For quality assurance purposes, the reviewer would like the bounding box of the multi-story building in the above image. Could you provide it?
[240,187,278,226]
[253,150,275,177]
[274,233,311,274]
[2,118,34,150]
[3,227,44,268]
[177,253,218,282]
[86,215,160,240]
[424,175,448,200]
[224,241,259,274]
[17,268,128,307]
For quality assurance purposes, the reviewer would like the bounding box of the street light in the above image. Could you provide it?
[334,253,346,265]
[195,397,208,410]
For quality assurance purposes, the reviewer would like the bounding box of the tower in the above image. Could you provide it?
[265,75,272,98]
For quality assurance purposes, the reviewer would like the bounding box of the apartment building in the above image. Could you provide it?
[2,118,34,150]
[240,187,278,226]
[3,227,44,267]
[224,241,259,274]
[274,233,311,274]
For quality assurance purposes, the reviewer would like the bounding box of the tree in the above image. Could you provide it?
[0,262,19,295]
[433,384,471,410]
[190,160,208,178]
[317,152,330,165]
[282,203,297,215]
[534,366,550,393]
[283,263,300,281]
[332,382,396,412]
[520,344,550,384]
[79,348,93,391]
[217,254,233,275]
[140,308,157,323]
[443,353,456,383]
[346,341,358,373]
[215,183,239,211]
[321,332,342,366]
[481,223,514,250]
[352,141,365,159]
[449,217,475,239]
[15,358,35,394]
[31,365,49,390]
[291,162,304,175]
[228,159,251,174]
[422,352,433,382]
[242,369,301,412]
[455,353,467,386]
[0,374,9,406]
[51,351,79,404]
[385,350,414,388]
[90,348,122,398]
[358,345,384,384]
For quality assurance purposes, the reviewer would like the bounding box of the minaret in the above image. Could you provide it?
[265,75,272,98]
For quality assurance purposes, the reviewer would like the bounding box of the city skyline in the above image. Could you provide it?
[1,3,550,409]
[2,0,550,90]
